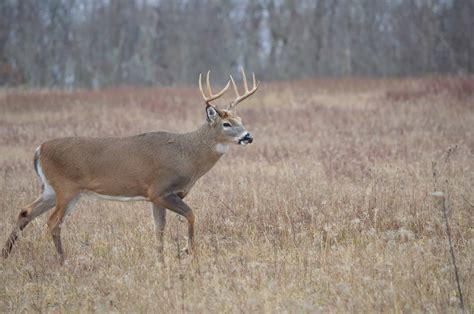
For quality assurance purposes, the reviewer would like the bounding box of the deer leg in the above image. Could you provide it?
[152,204,167,256]
[156,194,195,254]
[47,193,79,264]
[2,192,56,259]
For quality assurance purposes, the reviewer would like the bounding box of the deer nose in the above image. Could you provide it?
[242,133,253,144]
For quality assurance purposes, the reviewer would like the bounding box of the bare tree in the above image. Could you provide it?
[0,0,472,87]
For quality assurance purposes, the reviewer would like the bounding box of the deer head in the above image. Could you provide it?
[199,68,259,146]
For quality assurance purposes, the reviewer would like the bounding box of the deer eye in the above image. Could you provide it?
[223,122,232,128]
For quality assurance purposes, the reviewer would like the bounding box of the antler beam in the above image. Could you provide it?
[228,68,259,110]
[199,70,230,105]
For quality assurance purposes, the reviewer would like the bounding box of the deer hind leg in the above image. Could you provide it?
[2,191,56,259]
[47,193,80,264]
[156,194,195,254]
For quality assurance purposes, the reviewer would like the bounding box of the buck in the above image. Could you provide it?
[2,69,259,263]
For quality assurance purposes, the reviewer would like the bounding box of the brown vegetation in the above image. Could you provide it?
[0,77,473,312]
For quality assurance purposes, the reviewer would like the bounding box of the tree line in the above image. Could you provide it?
[0,0,472,88]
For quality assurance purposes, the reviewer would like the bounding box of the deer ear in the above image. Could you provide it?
[206,105,219,123]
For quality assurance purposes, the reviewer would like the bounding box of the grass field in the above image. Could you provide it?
[0,77,473,312]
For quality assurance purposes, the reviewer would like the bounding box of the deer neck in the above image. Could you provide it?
[181,123,227,173]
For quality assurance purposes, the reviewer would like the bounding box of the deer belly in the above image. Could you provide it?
[84,191,148,202]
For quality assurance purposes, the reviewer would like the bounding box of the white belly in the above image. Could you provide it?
[85,192,148,202]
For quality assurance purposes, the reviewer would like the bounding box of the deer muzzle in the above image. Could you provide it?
[238,133,253,145]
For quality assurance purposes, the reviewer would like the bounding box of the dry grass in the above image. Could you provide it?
[0,77,473,312]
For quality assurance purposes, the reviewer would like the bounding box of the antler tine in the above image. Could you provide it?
[198,70,230,105]
[230,75,238,96]
[241,67,248,92]
[198,73,206,100]
[228,68,260,110]
[206,70,212,96]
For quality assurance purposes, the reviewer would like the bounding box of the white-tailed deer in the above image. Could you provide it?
[3,68,259,263]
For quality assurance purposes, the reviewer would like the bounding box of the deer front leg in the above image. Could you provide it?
[152,205,166,257]
[156,194,195,254]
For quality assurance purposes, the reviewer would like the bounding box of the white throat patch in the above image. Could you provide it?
[215,143,229,154]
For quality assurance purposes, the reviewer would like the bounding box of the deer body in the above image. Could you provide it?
[3,69,258,263]
[39,125,226,201]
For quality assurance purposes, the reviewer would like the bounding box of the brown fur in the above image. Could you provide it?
[40,125,225,199]
[2,117,247,262]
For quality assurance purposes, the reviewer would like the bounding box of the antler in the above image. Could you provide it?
[228,68,260,110]
[199,70,230,105]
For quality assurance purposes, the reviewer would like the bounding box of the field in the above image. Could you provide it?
[0,77,473,312]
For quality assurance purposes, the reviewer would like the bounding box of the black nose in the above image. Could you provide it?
[243,133,253,143]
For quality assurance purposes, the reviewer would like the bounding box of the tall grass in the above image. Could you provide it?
[0,77,473,312]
